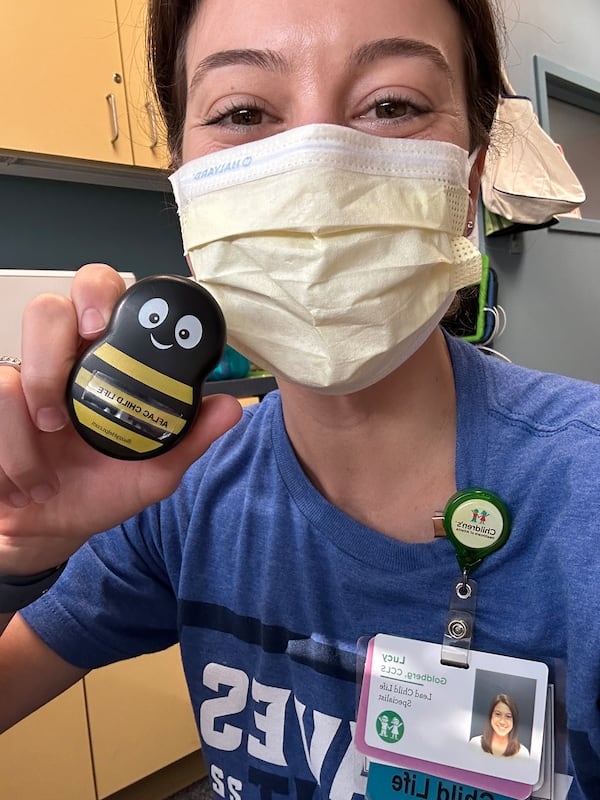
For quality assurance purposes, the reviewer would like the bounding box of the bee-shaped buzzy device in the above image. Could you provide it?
[67,275,226,460]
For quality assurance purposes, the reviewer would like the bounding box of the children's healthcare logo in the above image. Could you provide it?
[376,711,405,744]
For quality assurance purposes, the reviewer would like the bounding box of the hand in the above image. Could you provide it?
[0,264,242,576]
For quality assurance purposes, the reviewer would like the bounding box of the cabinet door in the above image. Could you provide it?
[0,682,96,800]
[85,646,201,799]
[116,0,170,169]
[0,1,133,164]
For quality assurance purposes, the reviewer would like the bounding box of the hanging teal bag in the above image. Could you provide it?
[207,345,251,381]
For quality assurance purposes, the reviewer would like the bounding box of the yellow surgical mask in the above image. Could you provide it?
[170,124,481,394]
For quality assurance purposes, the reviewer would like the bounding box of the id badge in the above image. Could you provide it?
[356,636,549,799]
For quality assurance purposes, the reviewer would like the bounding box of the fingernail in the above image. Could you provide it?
[30,484,57,504]
[9,492,31,508]
[81,307,106,336]
[36,407,67,432]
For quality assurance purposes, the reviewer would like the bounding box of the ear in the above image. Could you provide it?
[465,147,487,234]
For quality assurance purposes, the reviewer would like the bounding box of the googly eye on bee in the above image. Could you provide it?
[67,275,226,460]
[137,297,204,352]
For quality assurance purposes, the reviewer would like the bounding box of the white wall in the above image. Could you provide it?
[486,0,600,381]
[501,0,600,97]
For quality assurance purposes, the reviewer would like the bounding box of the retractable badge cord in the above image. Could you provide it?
[441,489,511,667]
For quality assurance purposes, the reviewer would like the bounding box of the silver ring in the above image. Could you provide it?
[455,581,472,600]
[0,356,22,372]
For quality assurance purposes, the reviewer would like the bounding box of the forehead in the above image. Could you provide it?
[185,0,465,84]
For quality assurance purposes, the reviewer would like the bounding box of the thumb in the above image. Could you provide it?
[152,392,243,475]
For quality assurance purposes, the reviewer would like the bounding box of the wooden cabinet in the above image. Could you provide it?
[0,647,201,800]
[115,0,170,169]
[1,1,132,164]
[0,682,96,800]
[84,646,200,799]
[0,0,168,169]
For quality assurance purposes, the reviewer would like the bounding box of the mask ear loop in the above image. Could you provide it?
[465,148,481,247]
[466,146,510,362]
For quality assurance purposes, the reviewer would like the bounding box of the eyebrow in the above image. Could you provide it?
[189,48,289,93]
[188,37,454,95]
[351,37,453,80]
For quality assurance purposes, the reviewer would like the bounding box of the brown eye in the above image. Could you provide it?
[376,99,411,118]
[231,108,263,126]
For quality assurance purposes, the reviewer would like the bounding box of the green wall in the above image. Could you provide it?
[0,175,188,279]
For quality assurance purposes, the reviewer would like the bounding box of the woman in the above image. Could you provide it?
[0,1,598,798]
[471,694,530,758]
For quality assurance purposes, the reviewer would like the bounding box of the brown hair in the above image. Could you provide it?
[481,693,522,757]
[147,0,503,168]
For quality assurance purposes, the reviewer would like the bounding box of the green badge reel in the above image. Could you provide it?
[441,489,512,667]
[443,488,511,576]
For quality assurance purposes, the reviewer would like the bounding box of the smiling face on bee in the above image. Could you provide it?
[108,276,225,382]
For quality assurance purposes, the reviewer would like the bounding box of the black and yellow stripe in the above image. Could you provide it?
[71,399,164,454]
[70,343,193,457]
[74,367,186,436]
[94,342,193,404]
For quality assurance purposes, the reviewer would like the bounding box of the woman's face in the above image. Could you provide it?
[490,701,514,738]
[181,0,472,163]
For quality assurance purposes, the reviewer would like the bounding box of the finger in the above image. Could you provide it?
[21,292,79,432]
[71,264,126,339]
[146,394,243,498]
[20,265,126,433]
[0,367,58,506]
[186,394,243,455]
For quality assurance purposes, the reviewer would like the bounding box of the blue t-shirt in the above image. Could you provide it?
[22,335,600,799]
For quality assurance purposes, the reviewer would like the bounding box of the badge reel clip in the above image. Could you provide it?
[441,489,511,668]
